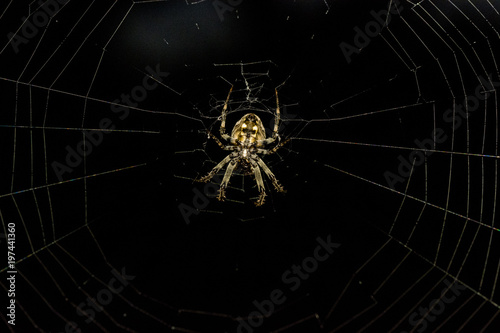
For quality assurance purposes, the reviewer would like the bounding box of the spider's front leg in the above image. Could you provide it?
[263,88,281,145]
[220,85,233,142]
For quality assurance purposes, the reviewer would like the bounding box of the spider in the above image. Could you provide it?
[196,86,288,206]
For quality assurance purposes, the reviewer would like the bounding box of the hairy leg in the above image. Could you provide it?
[218,160,237,201]
[255,156,285,193]
[220,85,233,142]
[251,163,267,206]
[196,153,233,183]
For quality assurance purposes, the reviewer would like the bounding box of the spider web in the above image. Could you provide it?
[1,0,500,332]
[175,60,303,223]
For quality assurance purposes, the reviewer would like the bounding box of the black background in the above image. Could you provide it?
[1,1,500,332]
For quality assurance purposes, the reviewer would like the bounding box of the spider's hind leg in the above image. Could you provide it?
[196,154,232,183]
[251,163,267,207]
[217,160,237,202]
[256,157,286,193]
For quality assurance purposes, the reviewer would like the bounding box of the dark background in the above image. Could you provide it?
[1,0,499,332]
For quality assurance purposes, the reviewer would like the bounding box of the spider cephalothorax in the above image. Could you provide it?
[196,86,288,206]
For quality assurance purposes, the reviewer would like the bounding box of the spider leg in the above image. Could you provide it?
[256,138,291,155]
[251,162,266,206]
[205,130,236,150]
[273,88,281,139]
[196,153,234,183]
[264,88,281,145]
[255,156,286,193]
[218,160,238,202]
[220,85,233,142]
